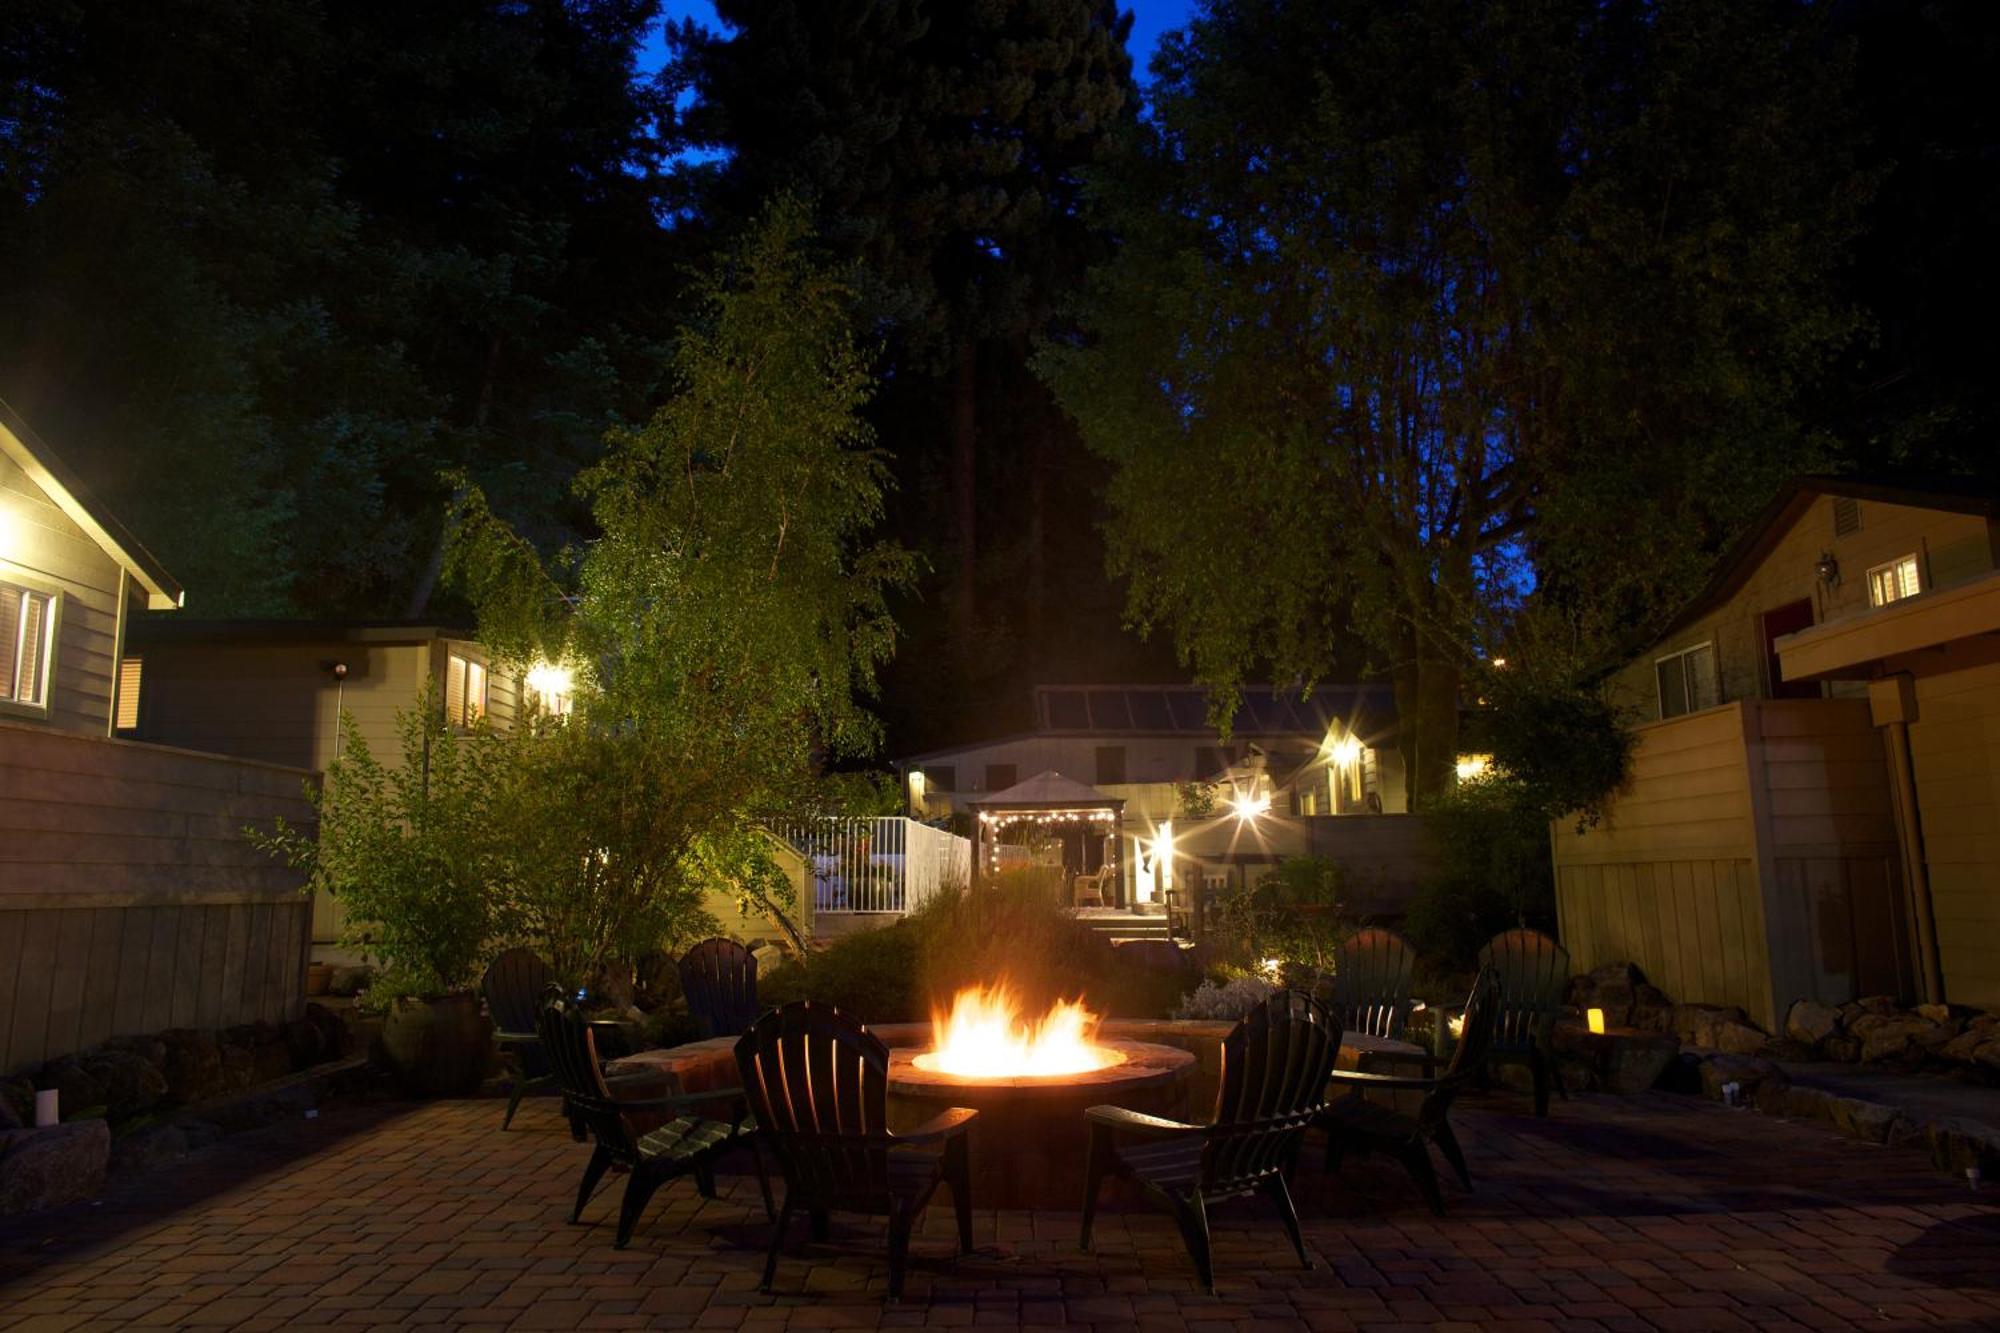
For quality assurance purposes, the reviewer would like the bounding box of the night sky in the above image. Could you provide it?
[644,2,1200,82]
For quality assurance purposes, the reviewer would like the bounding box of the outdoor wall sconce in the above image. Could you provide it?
[1816,551,1841,588]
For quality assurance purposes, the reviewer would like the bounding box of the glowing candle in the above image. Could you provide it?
[1587,1007,1607,1035]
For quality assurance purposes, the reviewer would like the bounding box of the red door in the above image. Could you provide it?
[1761,599,1818,699]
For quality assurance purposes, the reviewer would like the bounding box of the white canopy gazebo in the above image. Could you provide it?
[968,769,1126,903]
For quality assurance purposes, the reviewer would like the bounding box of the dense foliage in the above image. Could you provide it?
[252,688,511,998]
[1040,0,1871,807]
[445,202,904,986]
[1216,856,1350,976]
[0,0,678,615]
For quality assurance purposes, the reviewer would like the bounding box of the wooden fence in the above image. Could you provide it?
[0,721,316,1072]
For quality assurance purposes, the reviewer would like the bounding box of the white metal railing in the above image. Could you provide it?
[773,817,972,914]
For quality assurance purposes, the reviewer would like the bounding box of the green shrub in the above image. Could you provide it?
[1405,778,1555,970]
[1214,856,1350,974]
[766,867,1188,1024]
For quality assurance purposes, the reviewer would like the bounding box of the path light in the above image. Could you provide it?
[1587,1007,1607,1035]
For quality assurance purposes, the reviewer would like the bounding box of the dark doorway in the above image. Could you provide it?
[1761,599,1818,699]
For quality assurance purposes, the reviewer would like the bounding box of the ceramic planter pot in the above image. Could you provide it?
[374,993,493,1098]
[305,962,332,996]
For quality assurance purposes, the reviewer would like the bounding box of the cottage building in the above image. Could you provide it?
[0,399,316,1071]
[903,683,1434,916]
[1556,476,2000,1026]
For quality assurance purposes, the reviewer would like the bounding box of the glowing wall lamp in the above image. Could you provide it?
[525,660,575,717]
[1228,789,1271,821]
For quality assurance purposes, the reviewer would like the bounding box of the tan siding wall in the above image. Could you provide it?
[1609,497,1997,721]
[0,721,316,1071]
[1747,699,1907,1009]
[0,453,127,736]
[140,640,433,773]
[1553,698,1904,1028]
[1909,660,2000,1008]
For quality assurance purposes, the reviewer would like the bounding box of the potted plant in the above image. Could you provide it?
[254,686,509,1097]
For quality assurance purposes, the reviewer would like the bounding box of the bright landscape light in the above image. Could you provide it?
[1325,733,1363,769]
[1228,789,1271,820]
[525,661,573,697]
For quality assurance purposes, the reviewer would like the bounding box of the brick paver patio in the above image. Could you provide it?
[3,1089,1997,1330]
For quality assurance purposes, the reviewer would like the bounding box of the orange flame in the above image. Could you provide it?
[914,984,1116,1077]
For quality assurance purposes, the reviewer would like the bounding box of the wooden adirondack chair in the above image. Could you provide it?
[482,947,556,1129]
[735,1002,977,1302]
[1317,968,1500,1215]
[1332,927,1417,1042]
[537,991,770,1249]
[1477,928,1571,1116]
[678,937,761,1040]
[1080,990,1341,1295]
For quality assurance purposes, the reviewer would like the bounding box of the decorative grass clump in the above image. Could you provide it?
[761,867,1189,1024]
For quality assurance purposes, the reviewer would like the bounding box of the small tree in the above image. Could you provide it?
[446,198,910,979]
[1220,856,1350,977]
[253,685,509,999]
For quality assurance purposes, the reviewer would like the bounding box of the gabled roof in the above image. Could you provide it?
[1658,473,1999,639]
[1034,682,1393,737]
[0,396,184,610]
[969,769,1124,810]
[130,617,478,646]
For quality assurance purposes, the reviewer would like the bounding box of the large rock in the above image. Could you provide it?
[1672,1004,1754,1050]
[81,1050,169,1122]
[1913,1003,1956,1031]
[1859,1017,1949,1064]
[218,1044,256,1095]
[160,1030,225,1105]
[304,1003,354,1060]
[1568,962,1644,1028]
[1629,984,1675,1033]
[0,1121,110,1215]
[1974,1039,2000,1073]
[1940,1029,1987,1063]
[36,1058,108,1119]
[108,1124,188,1175]
[0,1088,21,1132]
[1825,1095,1905,1145]
[1785,999,1842,1047]
[1548,1025,1680,1094]
[1823,1035,1863,1063]
[1715,1021,1771,1056]
[328,965,373,997]
[1698,1053,1784,1102]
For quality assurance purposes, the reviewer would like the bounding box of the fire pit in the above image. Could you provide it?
[883,987,1196,1209]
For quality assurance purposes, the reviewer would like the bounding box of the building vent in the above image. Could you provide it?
[1832,496,1861,536]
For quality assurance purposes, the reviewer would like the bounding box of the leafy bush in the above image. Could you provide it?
[1404,777,1556,970]
[251,686,508,998]
[1172,974,1276,1021]
[1215,856,1349,973]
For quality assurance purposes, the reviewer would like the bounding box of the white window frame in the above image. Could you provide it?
[1654,641,1719,721]
[0,570,62,721]
[1866,553,1922,608]
[444,650,488,727]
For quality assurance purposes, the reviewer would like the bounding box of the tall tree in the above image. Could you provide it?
[668,1,1139,736]
[0,0,676,614]
[1040,0,1869,807]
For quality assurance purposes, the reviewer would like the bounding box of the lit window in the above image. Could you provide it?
[1655,642,1719,720]
[115,655,143,730]
[1867,554,1921,608]
[0,580,56,712]
[445,652,487,726]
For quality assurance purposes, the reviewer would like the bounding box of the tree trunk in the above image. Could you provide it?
[950,337,979,656]
[1392,647,1463,812]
